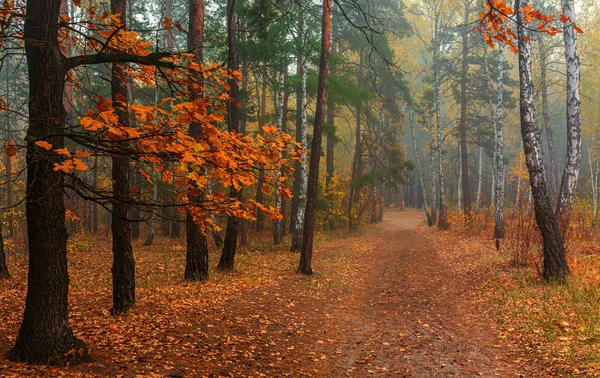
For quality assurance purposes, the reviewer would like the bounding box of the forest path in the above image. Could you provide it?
[295,209,536,378]
[0,210,539,377]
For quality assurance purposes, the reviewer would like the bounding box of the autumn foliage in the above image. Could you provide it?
[475,0,582,53]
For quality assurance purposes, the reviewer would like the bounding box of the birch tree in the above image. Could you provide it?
[555,0,582,234]
[409,108,433,226]
[493,44,505,239]
[274,71,286,245]
[515,0,569,281]
[290,1,308,253]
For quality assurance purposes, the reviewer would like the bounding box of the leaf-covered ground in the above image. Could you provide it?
[1,211,541,377]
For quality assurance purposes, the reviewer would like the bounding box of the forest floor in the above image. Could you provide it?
[0,210,557,377]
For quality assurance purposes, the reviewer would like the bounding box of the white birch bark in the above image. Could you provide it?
[428,118,437,220]
[493,44,505,238]
[290,4,308,251]
[516,0,568,280]
[409,108,432,224]
[556,0,582,232]
[274,71,285,244]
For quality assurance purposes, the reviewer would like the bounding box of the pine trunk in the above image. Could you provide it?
[219,0,241,272]
[8,0,88,363]
[298,0,331,275]
[185,0,210,281]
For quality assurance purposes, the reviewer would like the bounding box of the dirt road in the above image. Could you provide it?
[0,210,538,377]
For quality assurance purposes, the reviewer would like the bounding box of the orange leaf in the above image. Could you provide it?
[35,140,53,150]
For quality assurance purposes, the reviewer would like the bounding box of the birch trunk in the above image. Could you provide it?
[476,146,483,208]
[493,44,505,239]
[409,108,432,226]
[556,0,582,234]
[274,71,285,245]
[290,1,308,252]
[515,0,568,281]
[428,118,437,223]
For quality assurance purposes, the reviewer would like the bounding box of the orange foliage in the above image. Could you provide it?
[475,0,582,53]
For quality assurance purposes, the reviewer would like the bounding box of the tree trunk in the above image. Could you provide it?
[409,108,432,226]
[348,50,364,231]
[274,72,285,245]
[298,0,331,275]
[434,32,449,229]
[538,36,558,203]
[515,0,568,282]
[255,70,267,232]
[184,0,210,281]
[588,144,598,222]
[8,0,88,364]
[281,73,290,235]
[0,222,9,279]
[4,55,14,238]
[92,156,99,233]
[555,0,582,235]
[476,146,483,208]
[290,1,308,253]
[458,0,471,224]
[428,118,437,223]
[493,44,505,239]
[325,5,337,231]
[109,0,135,316]
[218,0,241,272]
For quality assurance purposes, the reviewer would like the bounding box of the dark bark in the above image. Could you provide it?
[515,0,569,282]
[219,0,241,272]
[110,0,136,316]
[185,0,210,281]
[298,0,332,275]
[0,222,9,279]
[130,170,141,239]
[8,0,88,364]
[459,0,472,225]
